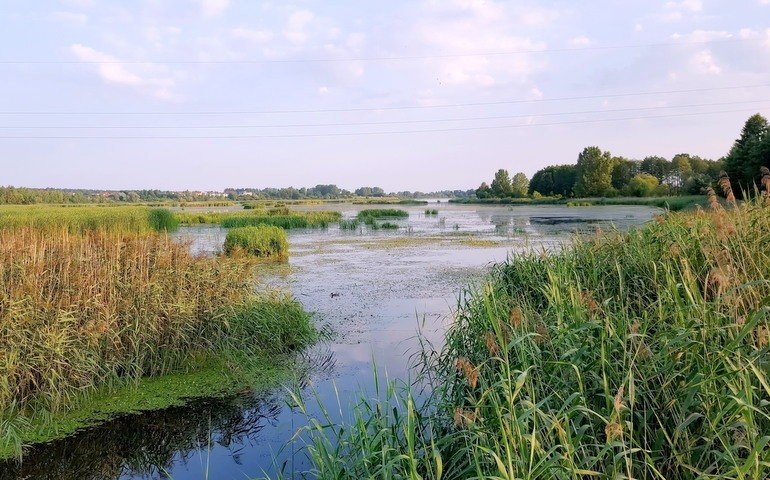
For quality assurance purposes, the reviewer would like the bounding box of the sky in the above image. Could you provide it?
[1,0,769,192]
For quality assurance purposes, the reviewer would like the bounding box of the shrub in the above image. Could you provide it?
[223,226,288,259]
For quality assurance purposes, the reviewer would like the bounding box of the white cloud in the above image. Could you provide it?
[283,10,315,45]
[197,0,229,17]
[412,0,549,88]
[666,0,703,12]
[59,0,94,7]
[690,49,721,74]
[318,86,329,94]
[569,35,592,47]
[70,44,178,101]
[232,27,273,43]
[671,30,732,42]
[635,24,644,32]
[52,11,88,25]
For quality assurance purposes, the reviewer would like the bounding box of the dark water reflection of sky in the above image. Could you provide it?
[1,204,658,480]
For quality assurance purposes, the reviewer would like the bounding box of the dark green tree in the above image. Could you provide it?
[490,169,513,197]
[611,157,639,190]
[574,147,615,197]
[475,182,492,199]
[723,113,769,197]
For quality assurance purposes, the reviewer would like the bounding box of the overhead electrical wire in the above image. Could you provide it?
[1,107,765,139]
[0,37,757,65]
[2,99,768,129]
[2,83,769,116]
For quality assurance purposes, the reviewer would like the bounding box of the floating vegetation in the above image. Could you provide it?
[425,209,439,215]
[223,225,288,259]
[379,222,400,229]
[339,219,361,230]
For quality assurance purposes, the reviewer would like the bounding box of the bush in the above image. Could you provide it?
[624,173,660,196]
[147,208,179,231]
[223,226,288,259]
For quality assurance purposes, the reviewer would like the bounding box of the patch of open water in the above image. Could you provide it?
[0,204,658,480]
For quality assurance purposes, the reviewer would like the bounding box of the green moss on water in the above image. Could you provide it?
[0,350,294,460]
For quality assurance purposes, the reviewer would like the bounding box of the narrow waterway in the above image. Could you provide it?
[1,203,658,480]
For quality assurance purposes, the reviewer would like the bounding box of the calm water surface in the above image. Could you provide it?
[1,203,658,480]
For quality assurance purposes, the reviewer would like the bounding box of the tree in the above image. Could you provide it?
[670,154,693,192]
[639,156,672,183]
[490,169,513,197]
[475,182,492,199]
[529,165,577,197]
[611,157,639,190]
[511,172,529,198]
[723,113,769,197]
[574,147,615,197]
[625,173,659,197]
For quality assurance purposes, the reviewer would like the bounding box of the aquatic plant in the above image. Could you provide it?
[379,222,399,229]
[292,196,770,479]
[0,205,178,233]
[221,212,341,229]
[338,219,361,230]
[0,227,313,453]
[356,209,409,221]
[223,226,288,259]
[425,209,438,215]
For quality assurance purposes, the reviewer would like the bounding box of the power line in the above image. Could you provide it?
[3,83,769,116]
[0,37,756,65]
[3,99,768,129]
[0,107,764,139]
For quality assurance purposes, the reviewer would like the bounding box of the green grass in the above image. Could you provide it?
[0,205,179,232]
[223,225,288,259]
[425,209,439,215]
[290,198,770,479]
[379,221,400,229]
[357,208,409,227]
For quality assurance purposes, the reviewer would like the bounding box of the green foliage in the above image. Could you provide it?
[296,199,770,479]
[529,164,577,197]
[147,208,180,231]
[723,113,770,197]
[490,169,513,197]
[379,222,400,229]
[223,226,288,259]
[425,209,438,215]
[624,173,660,196]
[574,146,616,196]
[475,182,492,199]
[510,172,529,198]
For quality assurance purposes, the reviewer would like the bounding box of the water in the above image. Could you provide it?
[1,204,658,480]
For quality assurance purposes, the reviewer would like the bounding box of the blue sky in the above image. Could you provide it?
[1,0,769,191]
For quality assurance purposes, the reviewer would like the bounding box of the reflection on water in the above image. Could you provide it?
[0,204,659,479]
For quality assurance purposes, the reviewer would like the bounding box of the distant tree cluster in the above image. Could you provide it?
[475,169,530,199]
[470,113,770,200]
[0,187,228,205]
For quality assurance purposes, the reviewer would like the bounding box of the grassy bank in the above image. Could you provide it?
[0,228,315,458]
[224,225,288,259]
[0,205,179,232]
[450,195,706,211]
[295,198,770,478]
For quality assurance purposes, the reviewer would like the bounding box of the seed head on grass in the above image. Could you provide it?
[454,357,478,388]
[718,171,736,205]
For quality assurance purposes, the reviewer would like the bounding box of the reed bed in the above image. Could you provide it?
[0,206,178,233]
[0,227,313,420]
[292,197,770,479]
[223,226,288,259]
[221,212,341,229]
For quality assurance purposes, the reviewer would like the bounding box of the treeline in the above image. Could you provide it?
[0,187,228,205]
[475,113,770,199]
[224,185,474,200]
